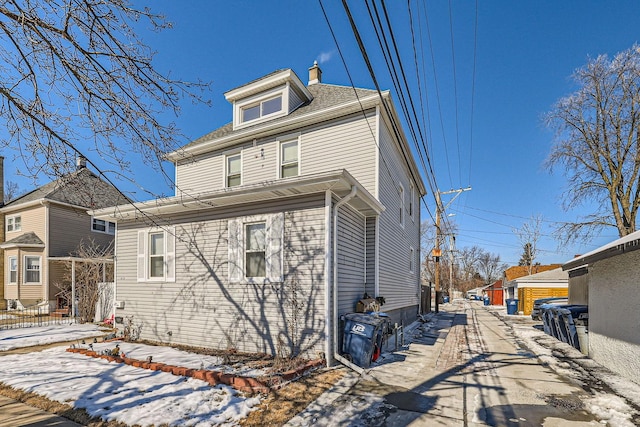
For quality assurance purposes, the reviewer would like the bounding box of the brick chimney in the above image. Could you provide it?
[308,60,322,85]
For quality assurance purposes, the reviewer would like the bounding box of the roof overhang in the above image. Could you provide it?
[563,232,640,271]
[48,256,113,263]
[0,198,92,214]
[0,243,45,249]
[224,69,312,103]
[91,169,385,221]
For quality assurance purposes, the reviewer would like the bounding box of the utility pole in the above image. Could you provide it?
[433,187,471,312]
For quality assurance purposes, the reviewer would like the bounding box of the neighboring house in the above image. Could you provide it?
[484,280,503,306]
[563,231,640,386]
[1,158,128,310]
[92,63,426,363]
[502,264,561,305]
[503,267,568,315]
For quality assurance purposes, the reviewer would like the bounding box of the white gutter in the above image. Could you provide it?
[330,185,363,373]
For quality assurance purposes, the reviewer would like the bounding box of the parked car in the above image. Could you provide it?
[531,297,568,320]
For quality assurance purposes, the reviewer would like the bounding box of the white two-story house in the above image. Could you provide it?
[92,63,426,362]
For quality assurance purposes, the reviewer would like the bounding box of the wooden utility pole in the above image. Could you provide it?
[433,187,471,311]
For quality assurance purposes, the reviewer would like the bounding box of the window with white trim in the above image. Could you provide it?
[92,217,116,234]
[24,256,40,283]
[409,183,415,219]
[7,215,21,232]
[399,184,405,227]
[226,153,242,187]
[240,95,283,124]
[280,139,299,178]
[8,256,17,283]
[137,228,175,282]
[228,213,284,284]
[409,247,415,273]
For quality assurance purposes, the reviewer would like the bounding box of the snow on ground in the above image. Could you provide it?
[0,323,108,351]
[493,306,640,427]
[0,324,263,426]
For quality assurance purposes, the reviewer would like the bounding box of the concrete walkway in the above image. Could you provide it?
[287,299,606,426]
[0,395,81,427]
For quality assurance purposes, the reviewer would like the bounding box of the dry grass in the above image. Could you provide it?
[0,383,128,427]
[240,368,346,426]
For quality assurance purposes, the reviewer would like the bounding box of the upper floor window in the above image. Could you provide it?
[92,218,116,234]
[241,95,283,124]
[409,183,415,219]
[8,256,17,283]
[280,140,299,178]
[24,256,40,283]
[399,184,405,227]
[226,153,242,187]
[7,215,21,232]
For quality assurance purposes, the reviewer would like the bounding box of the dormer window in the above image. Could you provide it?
[242,95,283,123]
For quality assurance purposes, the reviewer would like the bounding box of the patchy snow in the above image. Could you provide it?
[0,324,262,426]
[0,323,107,351]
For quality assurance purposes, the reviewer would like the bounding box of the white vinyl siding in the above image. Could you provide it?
[174,112,377,196]
[303,112,377,195]
[377,119,421,312]
[398,183,405,228]
[336,204,366,316]
[136,228,175,282]
[114,195,326,357]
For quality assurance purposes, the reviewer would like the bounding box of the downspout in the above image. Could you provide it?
[331,186,363,372]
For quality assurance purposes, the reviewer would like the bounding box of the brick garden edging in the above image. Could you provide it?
[65,347,325,394]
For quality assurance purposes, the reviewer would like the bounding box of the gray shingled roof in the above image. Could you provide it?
[4,167,130,209]
[2,231,44,246]
[182,83,379,150]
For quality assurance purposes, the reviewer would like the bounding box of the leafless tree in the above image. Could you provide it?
[546,44,640,243]
[477,251,507,284]
[53,239,114,323]
[4,180,20,203]
[0,1,208,193]
[513,215,543,275]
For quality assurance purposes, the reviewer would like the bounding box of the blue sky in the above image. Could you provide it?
[7,1,640,266]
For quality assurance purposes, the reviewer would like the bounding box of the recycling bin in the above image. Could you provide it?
[506,298,519,315]
[443,296,450,303]
[483,297,490,306]
[342,313,387,368]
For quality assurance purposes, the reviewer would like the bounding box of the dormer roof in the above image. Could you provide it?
[224,69,312,103]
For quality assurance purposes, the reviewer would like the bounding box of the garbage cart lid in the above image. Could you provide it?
[344,312,388,326]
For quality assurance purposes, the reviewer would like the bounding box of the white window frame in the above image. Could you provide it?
[137,227,176,283]
[7,215,21,232]
[233,87,288,129]
[225,152,242,188]
[399,183,405,228]
[279,138,300,178]
[24,255,41,284]
[228,213,284,284]
[91,217,116,235]
[409,247,415,274]
[409,183,415,221]
[8,256,17,284]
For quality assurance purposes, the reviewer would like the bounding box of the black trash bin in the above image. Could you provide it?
[342,313,387,368]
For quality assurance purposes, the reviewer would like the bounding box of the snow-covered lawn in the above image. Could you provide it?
[0,324,262,426]
[0,323,107,351]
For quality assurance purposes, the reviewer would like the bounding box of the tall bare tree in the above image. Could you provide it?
[477,251,507,284]
[546,44,640,242]
[0,1,208,192]
[513,215,543,274]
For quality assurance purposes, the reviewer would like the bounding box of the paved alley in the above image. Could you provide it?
[288,299,635,426]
